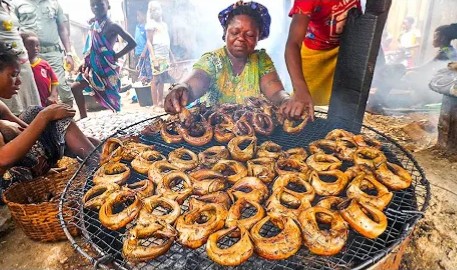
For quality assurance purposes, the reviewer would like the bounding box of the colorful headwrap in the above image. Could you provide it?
[218,1,271,41]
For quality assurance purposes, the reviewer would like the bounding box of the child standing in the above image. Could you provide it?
[71,0,136,119]
[146,1,174,112]
[21,31,59,107]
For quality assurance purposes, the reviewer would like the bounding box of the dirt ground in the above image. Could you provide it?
[0,92,456,269]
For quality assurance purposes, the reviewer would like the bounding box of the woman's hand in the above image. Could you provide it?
[164,84,190,114]
[279,92,315,121]
[39,104,76,122]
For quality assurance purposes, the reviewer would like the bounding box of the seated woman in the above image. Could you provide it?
[164,1,303,119]
[0,42,96,193]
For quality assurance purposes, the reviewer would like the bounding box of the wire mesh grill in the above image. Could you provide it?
[59,112,430,270]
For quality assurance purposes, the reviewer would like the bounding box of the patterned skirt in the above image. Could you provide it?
[1,106,71,189]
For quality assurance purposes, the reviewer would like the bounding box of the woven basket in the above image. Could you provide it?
[2,158,80,242]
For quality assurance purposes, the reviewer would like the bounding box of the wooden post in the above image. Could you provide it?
[328,0,392,131]
[437,95,457,154]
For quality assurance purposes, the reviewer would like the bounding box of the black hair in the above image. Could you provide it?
[0,42,20,72]
[435,24,457,43]
[19,30,38,42]
[223,5,264,39]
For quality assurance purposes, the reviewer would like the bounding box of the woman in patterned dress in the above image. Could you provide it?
[0,41,96,195]
[164,1,299,120]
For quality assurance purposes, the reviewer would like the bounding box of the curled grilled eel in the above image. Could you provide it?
[131,150,166,175]
[309,170,349,196]
[100,138,123,164]
[99,189,142,231]
[227,135,257,162]
[375,162,412,190]
[168,147,199,171]
[156,171,193,204]
[346,173,393,210]
[298,206,348,256]
[309,139,338,155]
[122,221,177,263]
[131,195,181,238]
[121,139,154,161]
[148,160,179,185]
[189,192,232,211]
[339,199,387,239]
[266,188,311,219]
[93,162,131,185]
[285,147,308,162]
[353,147,386,169]
[227,177,269,203]
[198,146,230,167]
[125,180,155,198]
[325,129,355,141]
[161,121,183,144]
[176,118,213,147]
[175,203,227,249]
[206,225,254,266]
[272,173,315,203]
[212,159,248,184]
[283,112,309,134]
[250,213,302,260]
[306,154,342,172]
[83,183,120,210]
[252,112,275,136]
[315,196,346,223]
[247,157,276,183]
[256,141,284,159]
[225,197,265,237]
[275,157,309,176]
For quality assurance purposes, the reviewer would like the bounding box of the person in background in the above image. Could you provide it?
[71,0,136,119]
[134,9,152,84]
[0,0,40,115]
[398,16,421,68]
[165,1,297,120]
[368,24,457,112]
[21,31,59,107]
[12,0,75,107]
[146,1,174,112]
[285,0,362,119]
[0,41,95,196]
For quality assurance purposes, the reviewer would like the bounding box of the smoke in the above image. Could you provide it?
[369,0,457,111]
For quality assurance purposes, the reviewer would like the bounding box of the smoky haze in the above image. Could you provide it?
[60,0,456,108]
[370,0,457,111]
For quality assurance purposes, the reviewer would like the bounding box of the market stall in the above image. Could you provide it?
[54,0,433,269]
[58,102,430,269]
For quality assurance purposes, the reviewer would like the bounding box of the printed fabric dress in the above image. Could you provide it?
[76,19,121,112]
[193,47,275,106]
[1,106,71,189]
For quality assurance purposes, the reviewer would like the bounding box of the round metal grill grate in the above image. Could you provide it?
[59,112,430,270]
